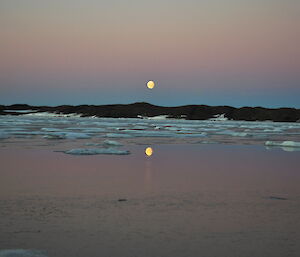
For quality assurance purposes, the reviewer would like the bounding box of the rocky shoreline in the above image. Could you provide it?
[1,102,300,122]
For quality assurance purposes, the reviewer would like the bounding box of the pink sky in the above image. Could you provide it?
[0,0,299,107]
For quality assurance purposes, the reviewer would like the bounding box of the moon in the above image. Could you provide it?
[147,80,155,89]
[145,147,153,157]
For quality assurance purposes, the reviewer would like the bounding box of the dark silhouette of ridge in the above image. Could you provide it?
[1,102,300,122]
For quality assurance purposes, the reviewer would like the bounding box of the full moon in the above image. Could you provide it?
[147,80,155,89]
[145,147,153,157]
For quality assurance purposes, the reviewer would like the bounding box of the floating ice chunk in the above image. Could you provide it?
[106,133,133,138]
[265,141,300,148]
[41,128,64,132]
[81,128,106,133]
[64,148,130,155]
[143,115,169,120]
[43,132,91,139]
[263,128,283,132]
[217,130,249,137]
[61,132,92,139]
[131,125,149,130]
[175,132,207,138]
[9,131,46,136]
[0,249,47,257]
[200,140,217,144]
[163,126,181,131]
[43,134,65,139]
[121,130,174,137]
[103,140,123,146]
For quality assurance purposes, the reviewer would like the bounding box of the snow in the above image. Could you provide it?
[140,115,169,120]
[209,114,228,121]
[23,112,82,118]
[64,148,130,155]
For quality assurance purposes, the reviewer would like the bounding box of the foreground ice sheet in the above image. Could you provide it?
[0,249,47,257]
[1,114,300,148]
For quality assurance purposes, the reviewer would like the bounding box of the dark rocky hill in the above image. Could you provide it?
[1,102,300,122]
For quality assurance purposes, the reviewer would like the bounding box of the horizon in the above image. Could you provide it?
[1,101,300,110]
[1,0,299,108]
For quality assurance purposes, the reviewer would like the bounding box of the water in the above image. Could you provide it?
[0,115,300,257]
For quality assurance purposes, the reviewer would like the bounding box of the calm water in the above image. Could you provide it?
[0,144,299,257]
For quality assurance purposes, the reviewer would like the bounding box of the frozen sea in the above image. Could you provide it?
[0,114,300,257]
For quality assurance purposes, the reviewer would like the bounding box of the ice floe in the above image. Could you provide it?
[139,115,169,120]
[43,132,91,139]
[216,130,249,137]
[265,141,300,148]
[1,114,300,147]
[106,133,133,138]
[103,140,123,146]
[0,249,47,257]
[64,148,130,155]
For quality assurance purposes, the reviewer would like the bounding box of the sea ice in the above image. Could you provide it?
[265,141,300,148]
[106,133,133,138]
[41,127,64,132]
[43,132,91,139]
[216,130,249,137]
[175,132,207,138]
[64,148,130,155]
[0,249,47,257]
[103,140,123,146]
[142,115,169,120]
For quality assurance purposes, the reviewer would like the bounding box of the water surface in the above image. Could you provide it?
[0,144,299,257]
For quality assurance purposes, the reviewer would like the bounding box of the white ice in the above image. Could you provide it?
[64,148,130,155]
[0,249,47,257]
[43,132,91,139]
[103,140,123,146]
[265,141,300,148]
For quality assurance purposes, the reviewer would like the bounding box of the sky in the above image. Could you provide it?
[0,0,299,107]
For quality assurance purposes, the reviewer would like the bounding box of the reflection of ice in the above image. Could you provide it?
[265,141,300,148]
[281,147,300,152]
[0,249,47,257]
[265,141,300,152]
